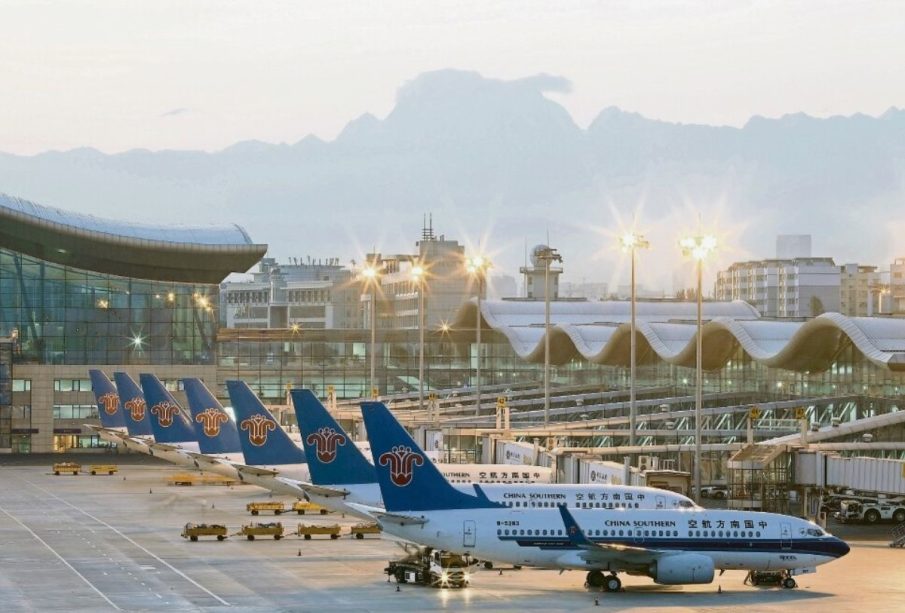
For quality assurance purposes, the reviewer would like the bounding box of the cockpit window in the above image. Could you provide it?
[678,501,695,508]
[806,528,824,537]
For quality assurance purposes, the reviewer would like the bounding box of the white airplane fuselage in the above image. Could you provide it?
[307,482,693,518]
[374,506,846,578]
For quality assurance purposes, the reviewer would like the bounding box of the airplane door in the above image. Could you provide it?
[780,522,792,550]
[463,520,477,548]
[655,495,666,509]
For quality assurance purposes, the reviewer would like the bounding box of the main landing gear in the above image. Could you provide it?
[586,570,621,592]
[745,570,797,589]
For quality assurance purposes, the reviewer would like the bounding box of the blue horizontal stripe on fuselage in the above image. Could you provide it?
[498,536,845,558]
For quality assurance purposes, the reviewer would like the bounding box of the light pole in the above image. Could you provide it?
[620,233,649,446]
[680,234,716,502]
[411,263,426,412]
[534,246,562,427]
[360,260,382,399]
[467,255,491,416]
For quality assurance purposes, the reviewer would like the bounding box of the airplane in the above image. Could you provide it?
[291,390,552,485]
[86,370,153,453]
[139,373,202,467]
[180,377,246,478]
[226,379,311,489]
[359,401,850,592]
[289,389,695,519]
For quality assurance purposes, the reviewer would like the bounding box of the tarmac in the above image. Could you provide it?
[0,460,903,612]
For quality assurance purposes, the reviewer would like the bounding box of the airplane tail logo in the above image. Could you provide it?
[305,427,347,464]
[195,407,228,437]
[240,414,277,446]
[150,401,179,427]
[378,445,424,487]
[124,397,146,422]
[98,392,120,415]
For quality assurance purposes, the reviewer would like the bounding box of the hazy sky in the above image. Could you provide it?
[2,0,903,154]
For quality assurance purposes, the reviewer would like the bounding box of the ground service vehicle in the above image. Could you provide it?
[181,523,228,541]
[385,549,470,588]
[292,501,329,515]
[350,522,381,539]
[835,499,905,524]
[296,523,341,540]
[52,462,80,475]
[247,501,285,515]
[238,522,284,540]
[89,464,118,475]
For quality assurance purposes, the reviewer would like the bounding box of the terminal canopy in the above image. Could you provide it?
[451,299,905,373]
[0,193,267,283]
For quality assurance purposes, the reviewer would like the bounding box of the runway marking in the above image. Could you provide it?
[0,505,121,611]
[22,478,231,607]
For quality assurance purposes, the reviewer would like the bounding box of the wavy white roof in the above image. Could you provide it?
[451,299,905,372]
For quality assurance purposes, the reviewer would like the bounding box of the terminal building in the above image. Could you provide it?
[0,193,266,452]
[3,192,905,477]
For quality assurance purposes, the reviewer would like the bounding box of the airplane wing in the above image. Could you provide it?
[270,476,313,498]
[150,442,183,453]
[297,482,351,498]
[347,503,428,527]
[234,464,280,478]
[558,505,663,566]
[184,451,228,466]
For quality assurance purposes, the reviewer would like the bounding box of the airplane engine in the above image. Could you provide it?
[651,554,715,585]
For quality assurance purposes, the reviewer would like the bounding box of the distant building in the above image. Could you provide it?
[220,257,359,329]
[715,257,840,317]
[518,244,563,300]
[366,224,470,329]
[488,274,518,299]
[560,281,609,301]
[891,258,905,314]
[839,264,882,317]
[776,235,812,259]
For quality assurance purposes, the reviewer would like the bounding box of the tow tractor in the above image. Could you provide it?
[385,548,470,588]
[247,501,285,516]
[292,501,329,515]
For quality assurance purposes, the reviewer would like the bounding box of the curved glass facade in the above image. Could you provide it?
[0,248,218,365]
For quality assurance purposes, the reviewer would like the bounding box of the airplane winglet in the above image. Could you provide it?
[471,483,503,507]
[558,504,595,548]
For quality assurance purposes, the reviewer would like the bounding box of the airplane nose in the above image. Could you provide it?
[832,538,850,558]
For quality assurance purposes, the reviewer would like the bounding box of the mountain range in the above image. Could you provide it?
[1,69,903,290]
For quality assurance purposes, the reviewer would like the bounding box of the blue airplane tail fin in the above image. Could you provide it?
[139,374,196,443]
[88,369,126,429]
[182,378,242,455]
[291,389,375,485]
[112,372,153,436]
[360,401,500,512]
[226,380,306,465]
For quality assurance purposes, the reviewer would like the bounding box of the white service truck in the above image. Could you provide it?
[835,498,905,524]
[385,548,470,588]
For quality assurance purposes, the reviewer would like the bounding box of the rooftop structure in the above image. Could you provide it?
[0,193,266,283]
